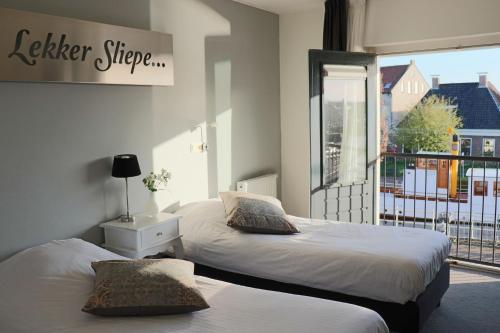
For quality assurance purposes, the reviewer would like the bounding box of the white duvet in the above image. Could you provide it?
[0,239,388,333]
[176,199,452,304]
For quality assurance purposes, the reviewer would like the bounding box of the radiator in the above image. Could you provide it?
[236,174,278,198]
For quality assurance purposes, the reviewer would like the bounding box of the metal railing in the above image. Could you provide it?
[381,152,500,267]
[324,144,341,186]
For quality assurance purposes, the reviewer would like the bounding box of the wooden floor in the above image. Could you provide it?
[419,266,500,333]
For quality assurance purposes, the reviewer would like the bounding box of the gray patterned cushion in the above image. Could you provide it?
[82,259,209,316]
[220,191,300,234]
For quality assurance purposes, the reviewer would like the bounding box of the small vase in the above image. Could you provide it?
[145,191,160,215]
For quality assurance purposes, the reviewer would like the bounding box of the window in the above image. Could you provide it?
[494,182,500,197]
[407,81,411,94]
[322,65,367,186]
[416,158,437,170]
[401,82,405,93]
[414,81,418,94]
[483,138,495,157]
[421,83,424,93]
[461,138,472,156]
[474,181,488,196]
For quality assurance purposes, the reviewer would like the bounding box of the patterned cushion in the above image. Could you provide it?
[82,259,209,316]
[220,191,300,234]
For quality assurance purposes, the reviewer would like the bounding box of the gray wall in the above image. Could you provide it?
[0,0,280,260]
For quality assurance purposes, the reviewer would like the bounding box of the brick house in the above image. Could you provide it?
[424,74,500,157]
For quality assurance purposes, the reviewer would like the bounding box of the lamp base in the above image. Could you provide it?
[120,215,136,223]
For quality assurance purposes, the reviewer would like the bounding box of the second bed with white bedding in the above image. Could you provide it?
[0,239,388,333]
[176,199,452,304]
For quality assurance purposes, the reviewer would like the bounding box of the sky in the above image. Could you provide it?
[379,47,500,88]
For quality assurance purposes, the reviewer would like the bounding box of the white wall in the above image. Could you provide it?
[279,0,500,217]
[365,0,500,54]
[0,0,281,260]
[279,7,323,217]
[150,0,281,206]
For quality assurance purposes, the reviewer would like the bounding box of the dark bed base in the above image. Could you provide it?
[194,262,450,333]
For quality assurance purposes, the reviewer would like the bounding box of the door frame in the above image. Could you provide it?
[308,50,380,223]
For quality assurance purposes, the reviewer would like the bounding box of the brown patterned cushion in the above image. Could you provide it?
[220,191,300,234]
[82,259,209,316]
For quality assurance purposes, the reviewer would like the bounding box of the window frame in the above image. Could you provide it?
[308,50,376,193]
[460,137,472,156]
[474,180,488,196]
[482,138,496,157]
[321,65,368,187]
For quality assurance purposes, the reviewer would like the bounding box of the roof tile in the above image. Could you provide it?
[381,65,409,93]
[424,82,500,129]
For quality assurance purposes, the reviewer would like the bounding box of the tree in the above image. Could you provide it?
[396,95,462,152]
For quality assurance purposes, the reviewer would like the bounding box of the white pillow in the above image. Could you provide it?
[0,239,124,332]
[219,191,284,216]
[219,192,299,234]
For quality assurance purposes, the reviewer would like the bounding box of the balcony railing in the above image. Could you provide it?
[381,152,500,268]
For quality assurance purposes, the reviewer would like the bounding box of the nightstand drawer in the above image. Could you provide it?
[141,221,178,248]
[104,228,138,250]
[101,213,182,259]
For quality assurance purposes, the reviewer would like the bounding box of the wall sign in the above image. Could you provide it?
[0,7,174,86]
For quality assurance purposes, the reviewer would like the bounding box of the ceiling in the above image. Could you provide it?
[232,0,323,14]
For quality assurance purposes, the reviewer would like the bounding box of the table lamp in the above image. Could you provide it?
[112,154,141,222]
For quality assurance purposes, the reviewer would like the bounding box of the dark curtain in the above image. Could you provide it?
[323,0,348,51]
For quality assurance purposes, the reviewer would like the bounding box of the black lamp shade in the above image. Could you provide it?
[112,154,141,178]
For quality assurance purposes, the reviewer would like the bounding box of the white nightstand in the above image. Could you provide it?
[100,213,184,259]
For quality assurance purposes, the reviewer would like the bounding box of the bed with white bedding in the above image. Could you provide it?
[0,239,388,333]
[175,199,452,332]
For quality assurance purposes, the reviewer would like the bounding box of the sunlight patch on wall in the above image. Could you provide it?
[216,109,232,192]
[152,127,209,210]
[148,0,232,209]
[215,61,232,192]
[150,0,231,37]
